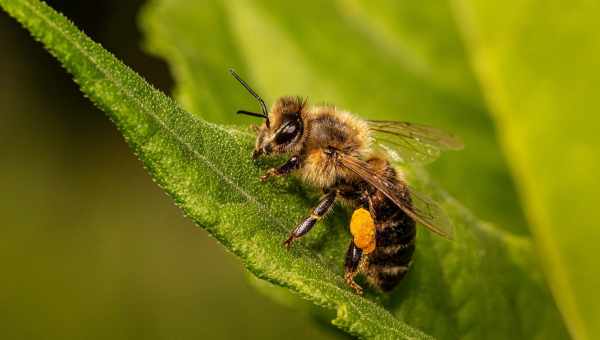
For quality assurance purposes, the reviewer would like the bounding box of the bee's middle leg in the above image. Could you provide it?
[283,190,337,248]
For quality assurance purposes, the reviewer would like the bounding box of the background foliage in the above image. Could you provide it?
[1,0,599,339]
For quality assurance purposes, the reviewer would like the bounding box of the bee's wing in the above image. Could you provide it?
[367,120,463,165]
[338,154,453,239]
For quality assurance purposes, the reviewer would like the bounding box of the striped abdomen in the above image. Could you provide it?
[364,173,416,292]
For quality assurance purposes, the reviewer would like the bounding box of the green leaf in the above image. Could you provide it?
[139,0,530,236]
[454,0,600,338]
[0,0,568,339]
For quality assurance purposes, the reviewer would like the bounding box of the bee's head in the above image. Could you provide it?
[252,96,305,159]
[230,69,305,159]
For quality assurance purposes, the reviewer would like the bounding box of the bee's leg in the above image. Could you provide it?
[358,190,376,217]
[344,240,364,295]
[283,190,337,248]
[260,155,300,182]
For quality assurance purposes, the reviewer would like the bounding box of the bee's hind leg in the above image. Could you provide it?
[344,240,364,295]
[283,190,337,248]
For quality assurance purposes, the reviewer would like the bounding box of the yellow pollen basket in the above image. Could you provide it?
[349,208,376,254]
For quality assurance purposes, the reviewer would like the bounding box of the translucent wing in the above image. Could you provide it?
[338,153,453,239]
[368,120,464,165]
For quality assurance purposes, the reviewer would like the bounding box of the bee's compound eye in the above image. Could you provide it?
[283,123,296,134]
[275,120,301,145]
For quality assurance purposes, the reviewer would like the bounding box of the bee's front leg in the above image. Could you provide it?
[283,190,337,248]
[260,155,300,182]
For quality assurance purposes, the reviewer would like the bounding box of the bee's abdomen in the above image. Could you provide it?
[365,193,416,292]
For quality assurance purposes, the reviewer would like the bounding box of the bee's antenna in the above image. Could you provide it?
[236,110,267,119]
[229,69,270,127]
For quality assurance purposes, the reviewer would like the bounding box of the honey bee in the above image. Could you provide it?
[230,69,463,294]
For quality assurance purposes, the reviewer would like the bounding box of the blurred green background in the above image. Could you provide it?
[2,0,600,339]
[0,1,335,339]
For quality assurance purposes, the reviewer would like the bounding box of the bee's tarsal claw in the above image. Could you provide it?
[260,168,277,182]
[283,235,295,249]
[344,272,364,295]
